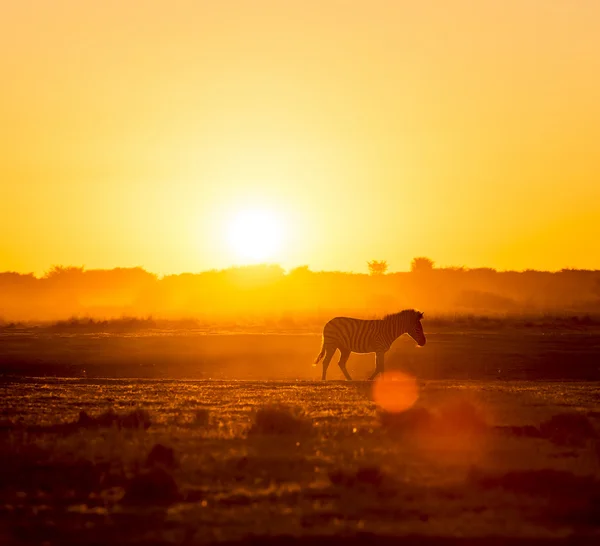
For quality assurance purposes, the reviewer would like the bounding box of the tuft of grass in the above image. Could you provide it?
[146,443,178,469]
[495,424,544,439]
[47,316,158,333]
[191,409,210,427]
[539,413,598,447]
[22,409,152,434]
[469,467,600,498]
[497,412,598,447]
[76,408,152,430]
[329,465,387,489]
[248,405,312,436]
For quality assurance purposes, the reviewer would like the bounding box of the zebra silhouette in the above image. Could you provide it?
[314,309,426,380]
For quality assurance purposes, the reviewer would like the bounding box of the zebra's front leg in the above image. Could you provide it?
[368,351,385,381]
[337,349,352,381]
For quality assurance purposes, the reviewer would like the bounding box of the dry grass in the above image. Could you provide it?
[3,312,600,335]
[1,378,600,544]
[249,405,312,436]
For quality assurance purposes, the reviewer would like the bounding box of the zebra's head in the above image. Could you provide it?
[385,309,426,346]
[408,310,426,347]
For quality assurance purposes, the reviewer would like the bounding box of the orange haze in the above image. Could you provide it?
[1,264,599,322]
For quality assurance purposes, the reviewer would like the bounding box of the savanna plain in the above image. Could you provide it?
[1,321,600,545]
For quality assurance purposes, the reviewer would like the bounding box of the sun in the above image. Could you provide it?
[226,208,285,263]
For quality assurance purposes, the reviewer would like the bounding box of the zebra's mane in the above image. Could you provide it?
[382,309,423,321]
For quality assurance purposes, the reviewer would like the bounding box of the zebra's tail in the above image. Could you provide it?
[313,339,325,367]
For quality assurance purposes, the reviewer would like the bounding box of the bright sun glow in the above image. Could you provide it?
[226,208,285,263]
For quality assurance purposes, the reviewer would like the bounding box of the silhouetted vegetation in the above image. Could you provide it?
[2,261,600,325]
[367,260,388,275]
[15,408,153,434]
[497,413,598,447]
[249,405,312,436]
[328,465,390,490]
[411,256,435,273]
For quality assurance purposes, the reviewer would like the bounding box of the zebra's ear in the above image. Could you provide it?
[417,311,424,319]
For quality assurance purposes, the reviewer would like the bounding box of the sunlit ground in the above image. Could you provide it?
[1,378,599,544]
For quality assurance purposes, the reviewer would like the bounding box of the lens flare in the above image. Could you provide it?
[372,371,419,413]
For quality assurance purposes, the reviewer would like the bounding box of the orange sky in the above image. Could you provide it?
[2,1,599,275]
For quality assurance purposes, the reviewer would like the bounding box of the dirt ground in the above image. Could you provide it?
[0,329,599,380]
[1,375,600,545]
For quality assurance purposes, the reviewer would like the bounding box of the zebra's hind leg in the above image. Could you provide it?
[321,346,337,380]
[337,348,352,381]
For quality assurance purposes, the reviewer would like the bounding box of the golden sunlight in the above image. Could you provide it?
[226,208,285,264]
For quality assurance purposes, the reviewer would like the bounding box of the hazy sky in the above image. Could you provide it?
[2,1,599,275]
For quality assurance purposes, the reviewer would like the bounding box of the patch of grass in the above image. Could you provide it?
[22,408,153,433]
[77,408,152,429]
[2,378,600,543]
[539,413,598,447]
[469,467,597,496]
[146,443,178,469]
[191,408,210,427]
[495,424,544,439]
[248,405,312,436]
[47,316,159,333]
[496,412,598,447]
[328,466,387,489]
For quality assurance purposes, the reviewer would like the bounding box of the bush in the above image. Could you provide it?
[77,408,152,430]
[248,405,312,436]
[539,413,598,447]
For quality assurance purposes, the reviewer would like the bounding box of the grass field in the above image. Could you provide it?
[2,378,600,545]
[1,328,600,545]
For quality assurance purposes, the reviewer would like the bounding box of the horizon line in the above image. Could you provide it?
[2,262,600,279]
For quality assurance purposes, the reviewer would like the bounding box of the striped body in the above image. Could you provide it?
[314,309,426,381]
[323,317,400,354]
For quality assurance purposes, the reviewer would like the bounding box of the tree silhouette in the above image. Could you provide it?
[410,257,434,273]
[43,265,85,280]
[289,265,311,276]
[367,260,388,276]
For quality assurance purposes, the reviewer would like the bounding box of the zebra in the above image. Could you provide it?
[313,309,426,381]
